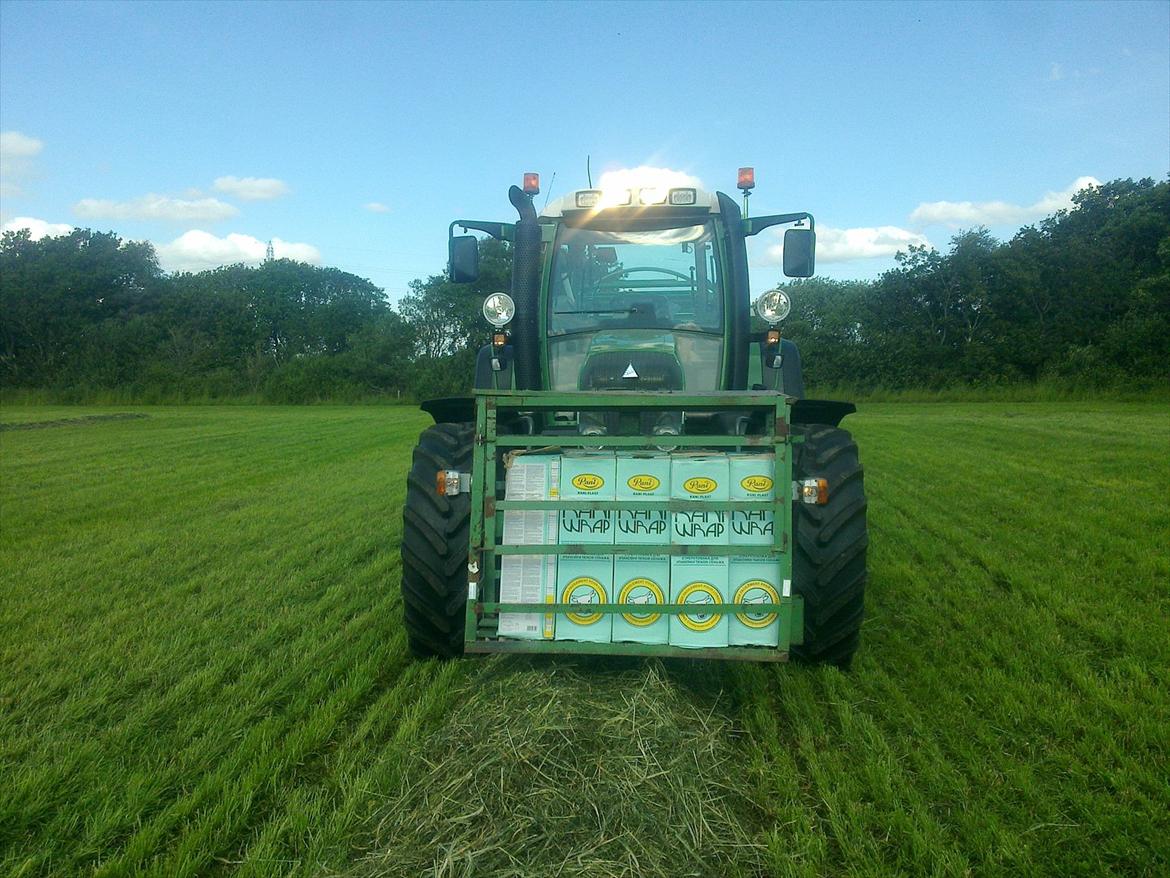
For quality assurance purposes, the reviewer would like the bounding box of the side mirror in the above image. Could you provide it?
[782,228,816,278]
[449,235,480,283]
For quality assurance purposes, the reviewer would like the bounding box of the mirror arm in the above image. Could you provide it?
[742,212,815,238]
[449,220,515,242]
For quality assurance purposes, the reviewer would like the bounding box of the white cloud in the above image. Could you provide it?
[1,130,45,197]
[364,201,390,213]
[155,230,321,273]
[0,131,43,158]
[73,194,239,223]
[213,175,290,201]
[1,216,74,240]
[766,225,931,265]
[910,176,1100,227]
[597,166,704,191]
[1049,62,1065,81]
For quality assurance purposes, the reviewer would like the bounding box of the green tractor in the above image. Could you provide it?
[401,170,867,666]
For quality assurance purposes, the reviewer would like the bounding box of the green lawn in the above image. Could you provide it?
[1,403,1167,877]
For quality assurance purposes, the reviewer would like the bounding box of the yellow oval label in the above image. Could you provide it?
[734,580,780,628]
[571,473,604,491]
[563,577,606,626]
[683,476,717,495]
[627,474,661,492]
[618,577,664,626]
[677,581,723,631]
[740,475,774,493]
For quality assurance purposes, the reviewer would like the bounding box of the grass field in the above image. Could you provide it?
[1,402,1167,877]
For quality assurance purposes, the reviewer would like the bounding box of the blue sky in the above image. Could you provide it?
[1,0,1167,303]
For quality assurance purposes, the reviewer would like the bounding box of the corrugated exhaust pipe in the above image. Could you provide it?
[508,185,541,391]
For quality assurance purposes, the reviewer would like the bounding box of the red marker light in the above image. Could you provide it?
[737,167,755,191]
[523,172,540,195]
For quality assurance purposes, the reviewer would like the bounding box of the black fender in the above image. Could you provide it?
[790,399,856,426]
[420,396,475,424]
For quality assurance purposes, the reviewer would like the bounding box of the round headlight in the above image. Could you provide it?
[482,292,515,327]
[753,289,791,324]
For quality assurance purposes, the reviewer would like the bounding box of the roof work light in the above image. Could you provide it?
[575,190,602,208]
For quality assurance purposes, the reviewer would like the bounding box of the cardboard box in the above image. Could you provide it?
[669,555,729,648]
[729,454,776,546]
[612,554,669,644]
[728,557,784,647]
[556,553,613,642]
[559,452,616,545]
[671,454,729,544]
[616,453,671,545]
[498,454,559,640]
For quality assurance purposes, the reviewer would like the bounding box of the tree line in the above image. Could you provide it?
[0,226,511,402]
[784,178,1168,391]
[0,176,1166,403]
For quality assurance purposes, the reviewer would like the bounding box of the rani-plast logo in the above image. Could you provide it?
[571,473,605,491]
[683,476,717,495]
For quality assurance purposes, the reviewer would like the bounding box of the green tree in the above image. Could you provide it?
[398,237,511,397]
[0,228,162,386]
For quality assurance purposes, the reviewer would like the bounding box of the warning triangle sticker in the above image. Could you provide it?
[622,363,638,379]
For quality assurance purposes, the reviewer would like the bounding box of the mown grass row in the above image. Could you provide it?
[1,403,1166,876]
[0,407,461,876]
[727,403,1169,876]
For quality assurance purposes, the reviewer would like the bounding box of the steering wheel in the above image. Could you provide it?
[598,266,693,284]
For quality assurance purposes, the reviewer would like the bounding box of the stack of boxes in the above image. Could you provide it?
[497,449,783,649]
[498,454,560,640]
[728,454,783,647]
[669,455,730,648]
[556,453,615,643]
[613,453,671,645]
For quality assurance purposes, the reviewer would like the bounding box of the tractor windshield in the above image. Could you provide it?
[548,221,723,336]
[546,220,726,392]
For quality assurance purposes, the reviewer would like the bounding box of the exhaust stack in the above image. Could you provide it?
[508,184,541,391]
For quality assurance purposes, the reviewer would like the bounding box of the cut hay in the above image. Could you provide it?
[351,659,768,878]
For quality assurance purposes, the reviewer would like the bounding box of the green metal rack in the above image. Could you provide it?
[465,390,802,661]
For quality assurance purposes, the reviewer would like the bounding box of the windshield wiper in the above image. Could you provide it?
[554,308,636,315]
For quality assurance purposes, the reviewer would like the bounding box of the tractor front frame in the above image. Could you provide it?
[464,390,802,661]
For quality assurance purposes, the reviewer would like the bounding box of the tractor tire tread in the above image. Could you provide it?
[401,422,474,659]
[792,423,868,668]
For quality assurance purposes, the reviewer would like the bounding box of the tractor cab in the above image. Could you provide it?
[446,170,819,412]
[542,188,726,394]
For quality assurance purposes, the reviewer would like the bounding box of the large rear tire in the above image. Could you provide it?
[791,424,868,667]
[401,423,474,658]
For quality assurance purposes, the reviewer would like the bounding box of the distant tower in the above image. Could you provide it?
[265,240,275,262]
